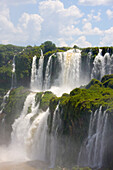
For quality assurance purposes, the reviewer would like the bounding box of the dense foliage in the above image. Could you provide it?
[49,75,113,136]
[0,43,113,88]
[0,44,23,88]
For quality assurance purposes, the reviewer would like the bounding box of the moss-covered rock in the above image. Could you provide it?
[39,91,56,111]
[49,77,113,137]
[86,79,103,89]
[101,74,113,83]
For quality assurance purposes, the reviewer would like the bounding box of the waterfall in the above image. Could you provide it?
[0,90,11,114]
[0,55,17,114]
[30,50,44,90]
[27,109,50,161]
[36,50,44,90]
[30,48,82,95]
[78,106,108,169]
[9,91,51,163]
[30,55,37,90]
[30,48,113,95]
[44,54,53,90]
[11,55,16,89]
[91,49,111,80]
[49,104,60,168]
[56,49,81,88]
[10,92,37,161]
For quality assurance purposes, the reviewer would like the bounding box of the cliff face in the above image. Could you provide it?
[0,43,113,169]
[0,75,113,168]
[49,75,113,167]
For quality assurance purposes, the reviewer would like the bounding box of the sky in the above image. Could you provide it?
[0,0,113,47]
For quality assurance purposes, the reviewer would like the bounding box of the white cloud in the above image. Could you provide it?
[58,38,68,47]
[0,2,43,45]
[1,0,37,5]
[83,11,101,23]
[79,0,113,5]
[39,0,83,22]
[83,22,103,35]
[106,9,113,18]
[38,0,83,43]
[59,26,82,38]
[16,13,43,44]
[71,36,92,48]
[0,3,10,19]
[100,27,113,46]
[93,12,101,21]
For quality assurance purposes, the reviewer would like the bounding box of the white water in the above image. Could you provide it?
[44,54,53,90]
[27,109,50,161]
[36,50,44,90]
[30,55,37,90]
[11,55,16,89]
[49,104,60,168]
[31,50,44,91]
[30,49,82,95]
[0,90,11,114]
[0,55,16,114]
[78,106,108,168]
[91,49,111,80]
[55,49,81,89]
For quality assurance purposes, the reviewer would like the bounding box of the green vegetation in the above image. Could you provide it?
[49,75,113,137]
[0,44,23,88]
[0,43,113,88]
[30,91,56,123]
[35,91,56,111]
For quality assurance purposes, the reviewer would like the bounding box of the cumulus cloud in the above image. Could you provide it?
[1,0,37,5]
[82,10,101,23]
[71,36,92,48]
[100,27,113,46]
[59,26,82,39]
[0,2,43,45]
[17,13,43,44]
[83,22,103,35]
[39,0,83,41]
[78,0,113,6]
[106,9,113,18]
[58,38,68,47]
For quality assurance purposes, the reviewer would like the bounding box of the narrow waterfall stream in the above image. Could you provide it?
[78,106,108,169]
[0,55,16,114]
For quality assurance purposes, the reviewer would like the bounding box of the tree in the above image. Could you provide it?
[41,41,56,54]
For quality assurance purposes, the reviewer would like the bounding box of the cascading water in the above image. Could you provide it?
[55,49,81,89]
[36,50,44,90]
[30,48,113,95]
[49,104,60,168]
[30,55,37,90]
[0,90,11,114]
[0,55,17,114]
[11,55,16,89]
[78,106,108,169]
[10,93,37,161]
[30,48,82,95]
[44,54,54,90]
[91,49,112,80]
[27,108,50,161]
[30,50,44,90]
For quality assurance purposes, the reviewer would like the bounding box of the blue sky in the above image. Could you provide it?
[0,0,113,47]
